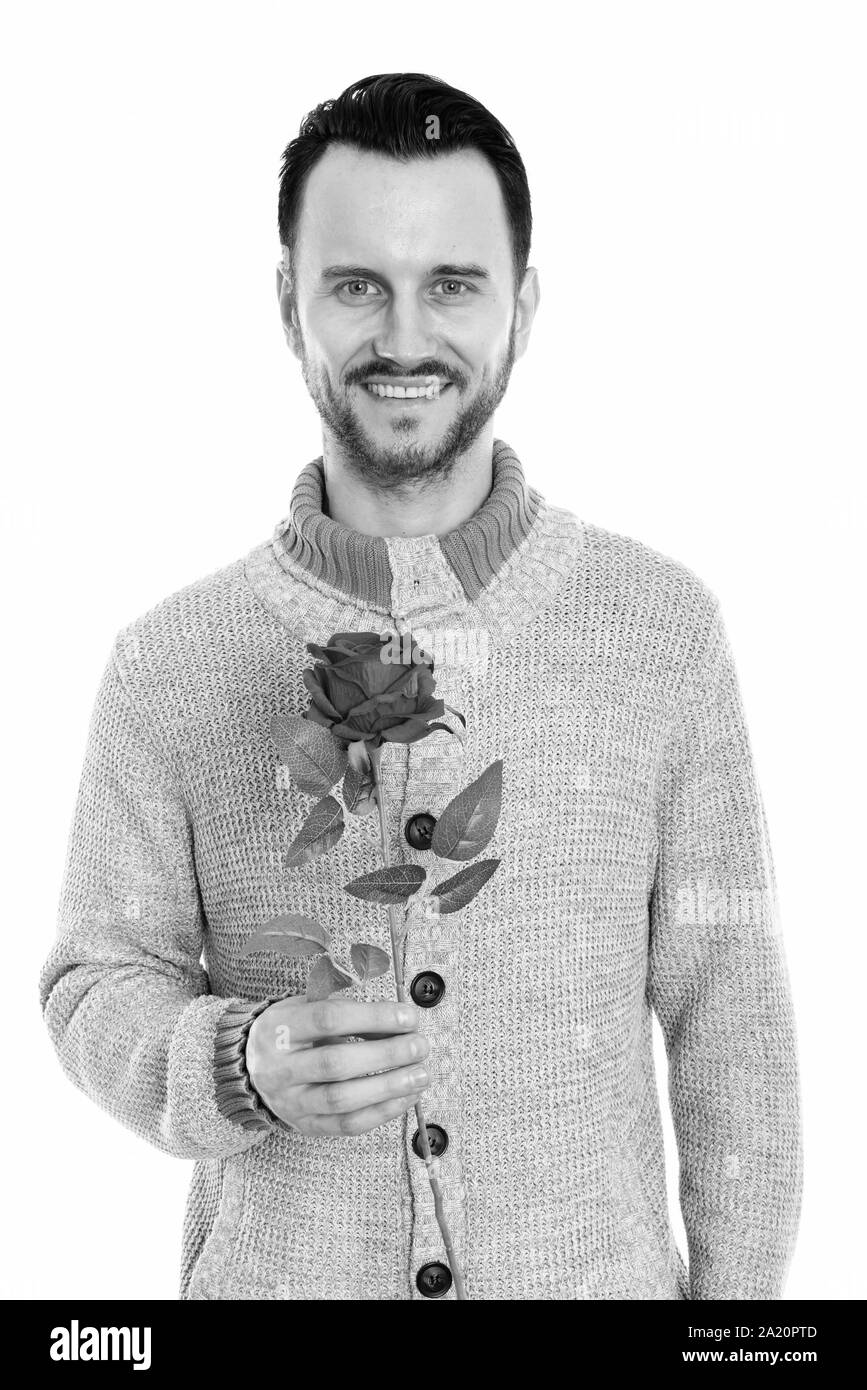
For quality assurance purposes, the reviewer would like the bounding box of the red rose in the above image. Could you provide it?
[302,631,446,748]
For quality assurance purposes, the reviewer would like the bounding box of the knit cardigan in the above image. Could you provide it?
[39,439,803,1300]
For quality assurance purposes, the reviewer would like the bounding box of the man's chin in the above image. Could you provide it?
[336,401,457,460]
[348,431,455,474]
[310,379,502,484]
[333,422,465,486]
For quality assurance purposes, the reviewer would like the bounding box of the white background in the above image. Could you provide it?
[2,0,864,1300]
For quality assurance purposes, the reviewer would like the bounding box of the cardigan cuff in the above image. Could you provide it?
[214,997,288,1134]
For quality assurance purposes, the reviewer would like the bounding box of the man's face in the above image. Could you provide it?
[278,143,538,491]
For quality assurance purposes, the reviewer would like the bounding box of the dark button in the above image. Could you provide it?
[412,1123,449,1159]
[416,1261,453,1298]
[410,970,446,1008]
[404,812,437,850]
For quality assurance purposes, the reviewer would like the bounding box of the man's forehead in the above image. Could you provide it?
[296,144,511,272]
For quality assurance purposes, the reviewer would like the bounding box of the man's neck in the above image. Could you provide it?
[320,426,495,539]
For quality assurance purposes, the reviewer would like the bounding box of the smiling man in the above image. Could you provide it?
[39,72,803,1302]
[277,136,535,508]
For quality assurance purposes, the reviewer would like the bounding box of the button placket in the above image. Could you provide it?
[402,874,467,1299]
[384,534,466,631]
[383,534,475,1299]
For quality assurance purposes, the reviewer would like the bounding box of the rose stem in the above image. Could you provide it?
[367,740,468,1301]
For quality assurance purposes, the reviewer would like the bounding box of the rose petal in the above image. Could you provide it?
[321,668,378,708]
[381,721,438,745]
[329,719,374,744]
[302,670,344,720]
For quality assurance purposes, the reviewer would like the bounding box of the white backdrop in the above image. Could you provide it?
[2,0,864,1300]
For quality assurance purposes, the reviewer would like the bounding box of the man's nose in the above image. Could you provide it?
[372,293,439,365]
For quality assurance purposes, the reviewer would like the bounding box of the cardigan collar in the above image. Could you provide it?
[270,439,544,609]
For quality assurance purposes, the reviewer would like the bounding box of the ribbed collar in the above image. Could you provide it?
[271,439,544,609]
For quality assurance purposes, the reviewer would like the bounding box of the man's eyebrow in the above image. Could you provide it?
[319,263,491,282]
[430,263,490,280]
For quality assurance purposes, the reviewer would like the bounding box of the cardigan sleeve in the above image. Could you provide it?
[647,599,804,1299]
[38,641,281,1160]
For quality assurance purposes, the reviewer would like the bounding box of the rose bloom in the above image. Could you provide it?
[302,631,446,748]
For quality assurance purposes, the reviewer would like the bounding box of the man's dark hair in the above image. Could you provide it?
[277,72,532,296]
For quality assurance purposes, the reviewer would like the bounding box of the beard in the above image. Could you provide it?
[296,315,518,496]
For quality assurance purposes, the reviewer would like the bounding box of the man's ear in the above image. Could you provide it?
[276,258,302,360]
[512,265,541,364]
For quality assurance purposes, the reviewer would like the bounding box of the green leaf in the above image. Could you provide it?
[271,712,348,796]
[241,913,330,957]
[434,858,501,914]
[344,864,426,904]
[431,758,503,861]
[306,954,354,1002]
[350,942,391,980]
[284,794,345,868]
[444,703,467,728]
[343,763,377,817]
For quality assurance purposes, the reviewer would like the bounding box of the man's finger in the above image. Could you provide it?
[304,1090,423,1137]
[282,1033,427,1087]
[272,997,419,1045]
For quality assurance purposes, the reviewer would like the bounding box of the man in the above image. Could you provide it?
[40,72,803,1301]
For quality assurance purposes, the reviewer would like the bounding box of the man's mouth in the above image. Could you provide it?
[362,374,452,401]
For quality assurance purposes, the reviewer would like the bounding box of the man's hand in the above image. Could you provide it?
[245,996,431,1137]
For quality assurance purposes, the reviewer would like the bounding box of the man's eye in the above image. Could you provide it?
[338,280,379,298]
[434,280,469,298]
